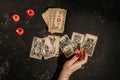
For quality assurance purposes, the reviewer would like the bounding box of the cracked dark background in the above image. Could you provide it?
[0,0,120,80]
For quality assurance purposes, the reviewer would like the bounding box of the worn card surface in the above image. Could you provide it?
[50,9,67,33]
[48,35,60,57]
[42,12,48,25]
[42,8,67,33]
[71,32,85,50]
[83,33,98,57]
[60,34,74,58]
[41,37,54,59]
[29,37,43,60]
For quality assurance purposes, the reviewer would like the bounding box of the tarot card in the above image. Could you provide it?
[83,33,98,57]
[71,32,85,50]
[29,37,42,60]
[60,34,74,58]
[50,8,67,33]
[42,9,51,30]
[42,12,48,25]
[47,8,54,32]
[42,8,67,33]
[41,37,55,59]
[48,35,60,57]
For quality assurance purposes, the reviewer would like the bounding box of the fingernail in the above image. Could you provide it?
[83,50,85,54]
[76,53,80,58]
[77,47,80,50]
[82,52,85,59]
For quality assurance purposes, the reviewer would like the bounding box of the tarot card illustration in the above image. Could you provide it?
[48,35,60,57]
[83,33,98,57]
[60,34,74,58]
[29,37,43,60]
[41,37,55,59]
[71,32,85,50]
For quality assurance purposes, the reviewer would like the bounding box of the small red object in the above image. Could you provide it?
[11,14,20,22]
[15,27,24,36]
[26,8,35,17]
[76,53,80,58]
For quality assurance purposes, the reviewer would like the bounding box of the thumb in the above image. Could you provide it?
[68,54,80,65]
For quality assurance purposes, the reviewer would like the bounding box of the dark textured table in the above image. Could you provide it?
[0,0,120,80]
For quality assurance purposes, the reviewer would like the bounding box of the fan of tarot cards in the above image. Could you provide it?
[29,33,98,60]
[29,8,98,60]
[42,8,67,33]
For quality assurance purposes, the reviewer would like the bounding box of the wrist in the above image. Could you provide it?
[61,69,72,76]
[58,72,70,80]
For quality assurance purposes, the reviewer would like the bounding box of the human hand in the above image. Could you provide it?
[58,47,88,80]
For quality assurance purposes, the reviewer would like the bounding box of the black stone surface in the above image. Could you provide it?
[0,0,120,80]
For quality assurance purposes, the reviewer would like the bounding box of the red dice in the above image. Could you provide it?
[26,8,35,17]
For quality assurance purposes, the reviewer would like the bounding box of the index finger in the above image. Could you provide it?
[79,51,88,65]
